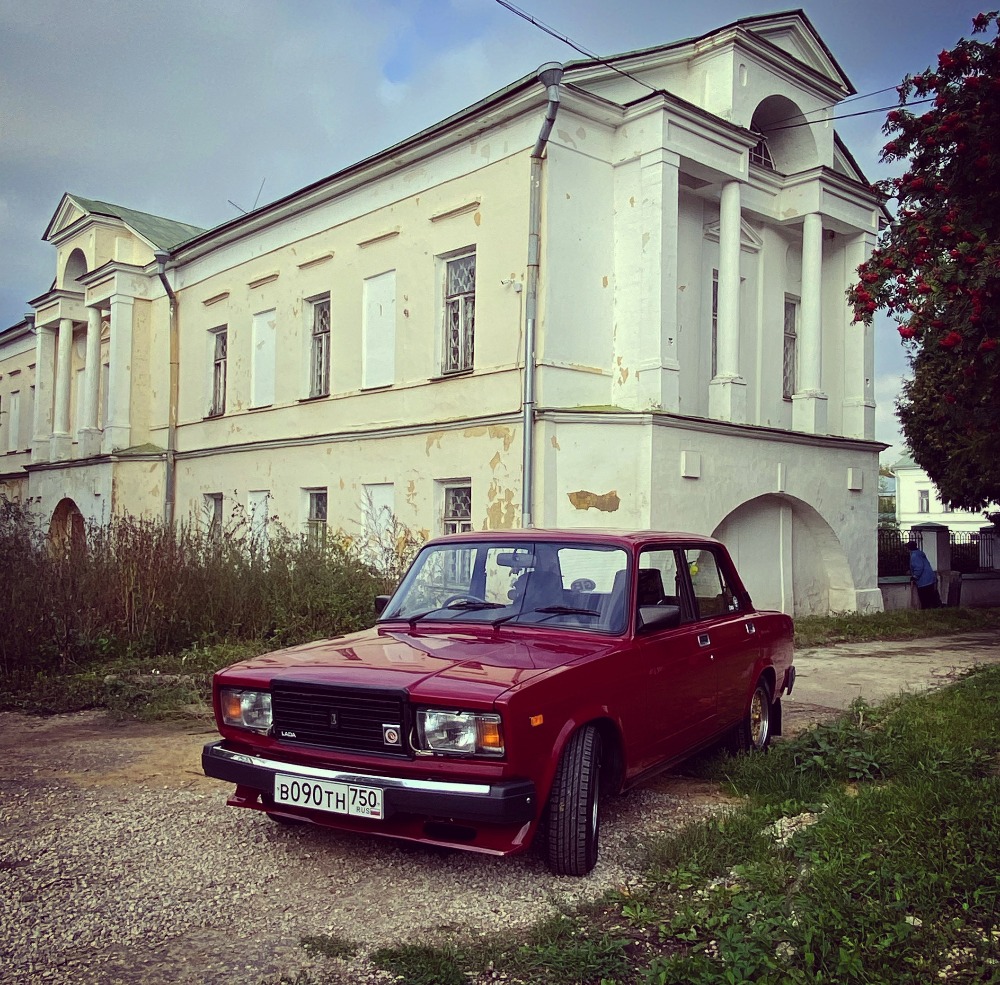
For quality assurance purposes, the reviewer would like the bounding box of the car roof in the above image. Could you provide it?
[422,528,723,550]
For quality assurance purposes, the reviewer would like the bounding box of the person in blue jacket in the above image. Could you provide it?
[907,540,941,608]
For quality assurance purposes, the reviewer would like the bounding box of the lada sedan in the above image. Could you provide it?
[203,529,795,875]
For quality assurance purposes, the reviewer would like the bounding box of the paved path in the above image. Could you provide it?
[782,631,1000,733]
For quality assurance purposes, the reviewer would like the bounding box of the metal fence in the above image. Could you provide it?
[878,528,996,576]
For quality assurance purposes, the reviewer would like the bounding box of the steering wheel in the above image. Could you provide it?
[443,593,489,606]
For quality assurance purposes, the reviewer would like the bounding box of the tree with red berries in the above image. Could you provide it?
[849,11,1000,512]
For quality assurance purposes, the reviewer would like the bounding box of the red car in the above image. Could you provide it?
[203,530,795,875]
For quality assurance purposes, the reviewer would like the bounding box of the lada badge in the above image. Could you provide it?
[383,725,401,746]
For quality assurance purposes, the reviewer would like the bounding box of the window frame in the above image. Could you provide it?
[918,489,930,514]
[308,294,331,398]
[208,326,228,418]
[305,487,329,546]
[782,295,799,401]
[204,492,224,539]
[441,249,476,375]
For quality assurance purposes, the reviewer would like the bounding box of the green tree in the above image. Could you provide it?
[849,12,1000,511]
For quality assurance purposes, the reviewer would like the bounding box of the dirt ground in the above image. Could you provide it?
[3,632,998,984]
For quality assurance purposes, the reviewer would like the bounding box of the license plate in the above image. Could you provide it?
[274,774,383,819]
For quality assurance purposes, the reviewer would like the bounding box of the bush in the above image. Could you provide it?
[0,496,409,691]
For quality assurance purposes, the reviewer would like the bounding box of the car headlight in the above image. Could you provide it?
[220,688,272,731]
[415,709,504,757]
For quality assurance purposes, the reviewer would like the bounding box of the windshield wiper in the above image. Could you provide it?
[489,604,600,628]
[405,599,506,628]
[534,605,601,619]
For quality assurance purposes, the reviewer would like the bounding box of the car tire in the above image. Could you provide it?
[546,725,602,876]
[732,678,773,754]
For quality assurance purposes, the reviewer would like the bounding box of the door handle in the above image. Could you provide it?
[697,633,711,648]
[746,621,756,635]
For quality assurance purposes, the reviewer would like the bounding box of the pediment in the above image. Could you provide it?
[742,12,853,95]
[43,194,92,242]
[703,217,763,252]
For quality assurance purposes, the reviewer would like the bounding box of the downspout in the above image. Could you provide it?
[521,61,563,529]
[154,250,179,528]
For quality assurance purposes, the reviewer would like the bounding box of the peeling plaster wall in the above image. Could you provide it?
[176,423,523,540]
[535,414,880,616]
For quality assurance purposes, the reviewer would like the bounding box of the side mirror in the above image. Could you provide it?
[374,594,391,615]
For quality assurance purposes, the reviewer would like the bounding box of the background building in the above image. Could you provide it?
[0,12,886,615]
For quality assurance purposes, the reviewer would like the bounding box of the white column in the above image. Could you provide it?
[79,306,103,456]
[842,232,877,439]
[635,148,681,412]
[709,180,747,423]
[50,317,74,460]
[103,295,134,453]
[792,212,828,434]
[30,322,55,463]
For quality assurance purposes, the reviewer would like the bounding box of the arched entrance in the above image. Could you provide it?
[49,498,87,555]
[713,494,855,616]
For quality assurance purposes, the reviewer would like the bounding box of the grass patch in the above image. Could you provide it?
[794,606,1000,647]
[0,640,266,718]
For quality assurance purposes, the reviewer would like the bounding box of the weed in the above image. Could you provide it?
[368,943,467,985]
[299,934,357,960]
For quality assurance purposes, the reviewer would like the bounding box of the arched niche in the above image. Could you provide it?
[61,248,89,292]
[48,497,87,555]
[749,95,818,175]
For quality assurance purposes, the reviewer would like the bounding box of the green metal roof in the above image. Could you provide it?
[66,195,206,250]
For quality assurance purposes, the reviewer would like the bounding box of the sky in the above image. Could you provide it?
[0,0,988,466]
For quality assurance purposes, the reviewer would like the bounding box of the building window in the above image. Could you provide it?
[248,490,271,554]
[252,309,277,407]
[783,297,799,400]
[7,391,19,453]
[710,269,719,379]
[443,251,476,374]
[918,489,930,513]
[309,295,331,398]
[750,137,774,169]
[204,492,223,539]
[363,272,396,389]
[443,484,473,535]
[209,327,227,417]
[305,488,328,546]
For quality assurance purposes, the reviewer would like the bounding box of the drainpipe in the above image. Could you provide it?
[154,250,179,528]
[521,61,563,530]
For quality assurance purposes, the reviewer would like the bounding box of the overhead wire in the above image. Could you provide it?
[493,0,941,134]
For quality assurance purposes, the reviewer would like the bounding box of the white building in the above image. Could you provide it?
[0,11,887,616]
[893,452,995,534]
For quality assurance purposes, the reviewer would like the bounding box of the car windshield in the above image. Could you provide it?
[380,541,630,634]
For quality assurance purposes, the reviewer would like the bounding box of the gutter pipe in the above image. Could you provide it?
[521,61,563,530]
[154,250,179,528]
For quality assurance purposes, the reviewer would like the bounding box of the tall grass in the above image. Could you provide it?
[0,496,406,689]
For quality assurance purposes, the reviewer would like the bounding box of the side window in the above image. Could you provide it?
[635,548,685,632]
[442,250,475,374]
[684,548,740,619]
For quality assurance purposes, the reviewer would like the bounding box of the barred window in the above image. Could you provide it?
[306,488,328,546]
[782,297,798,401]
[443,485,472,535]
[209,327,227,417]
[443,252,475,374]
[309,296,331,398]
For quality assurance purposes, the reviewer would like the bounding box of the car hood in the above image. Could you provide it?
[217,626,619,704]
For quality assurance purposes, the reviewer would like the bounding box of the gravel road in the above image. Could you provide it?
[0,711,732,984]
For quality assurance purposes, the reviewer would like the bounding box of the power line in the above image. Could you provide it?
[494,1,935,134]
[493,0,658,94]
[770,97,935,131]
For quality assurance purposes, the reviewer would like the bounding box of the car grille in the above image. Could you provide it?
[270,681,409,757]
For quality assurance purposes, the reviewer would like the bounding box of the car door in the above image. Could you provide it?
[623,547,718,771]
[680,546,761,732]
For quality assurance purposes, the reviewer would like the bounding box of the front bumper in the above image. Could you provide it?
[202,741,537,825]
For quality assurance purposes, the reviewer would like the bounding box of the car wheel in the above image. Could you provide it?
[732,678,773,753]
[546,725,602,876]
